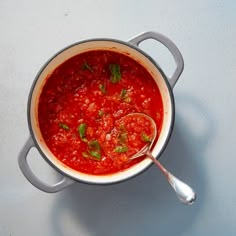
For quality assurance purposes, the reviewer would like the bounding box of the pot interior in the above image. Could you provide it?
[29,39,174,184]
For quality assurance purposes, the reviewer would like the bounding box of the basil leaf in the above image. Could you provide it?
[78,123,88,142]
[88,151,101,160]
[141,133,151,143]
[88,140,101,150]
[120,89,131,102]
[82,61,93,72]
[98,110,105,117]
[109,64,121,83]
[120,89,127,99]
[113,145,128,153]
[82,151,101,160]
[59,123,69,130]
[99,84,106,94]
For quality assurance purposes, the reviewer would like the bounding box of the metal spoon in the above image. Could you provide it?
[123,113,196,205]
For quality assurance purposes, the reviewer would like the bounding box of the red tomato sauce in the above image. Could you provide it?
[38,50,163,175]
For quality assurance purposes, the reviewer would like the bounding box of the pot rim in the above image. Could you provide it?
[27,37,175,185]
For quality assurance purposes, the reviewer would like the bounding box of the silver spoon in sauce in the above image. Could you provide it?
[121,113,196,205]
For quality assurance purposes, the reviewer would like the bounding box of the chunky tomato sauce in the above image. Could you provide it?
[38,50,163,175]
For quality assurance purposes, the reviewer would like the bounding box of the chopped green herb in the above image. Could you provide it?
[88,140,101,150]
[88,151,101,160]
[78,123,88,142]
[82,151,101,160]
[113,145,128,153]
[120,88,131,102]
[141,133,152,143]
[109,64,121,83]
[99,84,106,94]
[83,140,102,160]
[120,89,127,99]
[82,61,93,72]
[98,110,105,117]
[59,123,69,130]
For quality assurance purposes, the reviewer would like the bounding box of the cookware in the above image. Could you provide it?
[18,31,184,193]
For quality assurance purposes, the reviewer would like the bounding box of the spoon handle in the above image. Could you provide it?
[146,150,196,205]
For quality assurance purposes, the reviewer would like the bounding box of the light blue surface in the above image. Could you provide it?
[0,0,235,235]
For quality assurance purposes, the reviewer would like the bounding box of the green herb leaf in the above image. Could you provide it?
[113,145,128,153]
[98,110,105,117]
[120,89,127,99]
[82,151,101,160]
[78,123,88,142]
[141,133,152,143]
[88,140,101,150]
[82,61,93,72]
[120,89,131,102]
[59,123,69,130]
[88,151,101,160]
[83,140,101,161]
[109,64,121,83]
[99,84,106,94]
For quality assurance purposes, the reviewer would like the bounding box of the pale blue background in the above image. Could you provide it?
[0,0,235,235]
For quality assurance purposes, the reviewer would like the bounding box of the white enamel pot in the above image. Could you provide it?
[18,31,184,193]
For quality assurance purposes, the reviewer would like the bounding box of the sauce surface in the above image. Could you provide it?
[38,50,163,175]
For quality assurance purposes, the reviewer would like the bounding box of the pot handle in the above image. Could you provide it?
[128,31,184,88]
[18,136,75,193]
